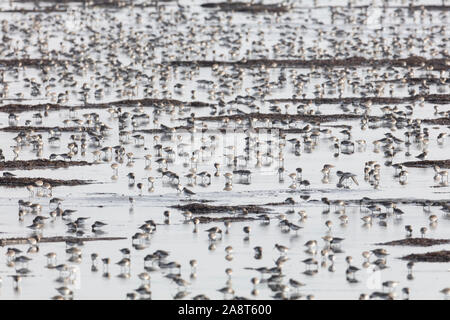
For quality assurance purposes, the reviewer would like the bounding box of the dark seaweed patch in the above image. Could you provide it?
[201,2,289,13]
[0,98,213,113]
[0,236,125,246]
[395,160,450,169]
[400,250,450,262]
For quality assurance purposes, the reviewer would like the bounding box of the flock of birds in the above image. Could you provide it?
[0,0,449,299]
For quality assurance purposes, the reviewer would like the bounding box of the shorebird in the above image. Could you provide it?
[429,215,438,224]
[402,287,410,300]
[92,221,107,232]
[361,215,372,225]
[102,258,110,273]
[27,222,44,231]
[433,166,449,184]
[253,246,262,258]
[181,211,193,220]
[189,259,197,273]
[251,277,260,290]
[288,222,302,234]
[56,286,73,297]
[135,285,152,298]
[346,265,360,281]
[120,248,131,257]
[420,227,428,238]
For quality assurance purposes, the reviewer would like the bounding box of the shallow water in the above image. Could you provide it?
[0,0,449,300]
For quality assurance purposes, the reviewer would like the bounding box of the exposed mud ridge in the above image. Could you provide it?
[171,56,450,71]
[400,250,450,263]
[195,112,376,124]
[13,0,130,5]
[377,238,450,247]
[0,159,93,170]
[0,98,213,113]
[381,77,449,85]
[0,59,67,68]
[0,126,84,132]
[12,0,161,8]
[171,202,270,214]
[0,176,92,187]
[194,216,257,223]
[179,199,213,203]
[422,118,450,125]
[201,2,288,13]
[268,94,450,105]
[253,126,354,134]
[0,236,126,246]
[396,160,450,169]
[410,5,450,11]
